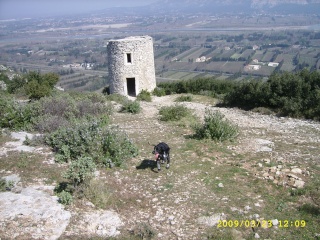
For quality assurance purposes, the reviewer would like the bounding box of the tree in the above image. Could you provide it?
[7,75,26,93]
[24,71,59,100]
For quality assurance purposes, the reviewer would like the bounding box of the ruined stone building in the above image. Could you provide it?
[107,36,156,96]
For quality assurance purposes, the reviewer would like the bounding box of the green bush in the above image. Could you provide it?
[37,92,112,133]
[45,120,105,163]
[193,109,239,142]
[102,128,139,167]
[0,94,38,130]
[63,156,96,188]
[153,87,166,97]
[0,179,15,192]
[0,179,6,192]
[121,100,141,114]
[0,91,112,133]
[7,75,26,94]
[159,104,190,121]
[23,72,59,100]
[106,93,128,105]
[131,222,157,239]
[45,120,138,167]
[58,190,73,205]
[157,77,236,95]
[136,89,152,102]
[223,70,320,120]
[175,95,193,102]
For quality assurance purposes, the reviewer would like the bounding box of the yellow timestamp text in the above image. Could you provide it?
[217,220,306,228]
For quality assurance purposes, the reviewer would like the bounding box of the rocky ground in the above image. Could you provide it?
[0,94,319,239]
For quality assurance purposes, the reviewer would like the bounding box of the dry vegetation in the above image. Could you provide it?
[1,94,320,239]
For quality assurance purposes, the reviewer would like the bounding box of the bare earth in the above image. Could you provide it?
[1,94,320,239]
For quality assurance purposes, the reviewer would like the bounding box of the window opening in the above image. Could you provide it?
[126,53,132,63]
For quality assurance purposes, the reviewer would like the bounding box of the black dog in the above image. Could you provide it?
[151,142,171,171]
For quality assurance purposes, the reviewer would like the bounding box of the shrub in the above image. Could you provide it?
[131,222,157,239]
[0,179,6,192]
[157,77,236,95]
[136,89,152,102]
[159,104,190,121]
[32,92,112,133]
[153,87,166,97]
[34,114,70,133]
[24,72,59,100]
[0,94,38,130]
[193,109,239,142]
[58,190,73,205]
[223,70,320,120]
[102,128,139,167]
[0,91,112,132]
[45,120,105,163]
[63,156,96,188]
[45,120,138,167]
[0,179,15,192]
[175,95,193,102]
[121,100,141,114]
[7,75,26,94]
[106,93,128,105]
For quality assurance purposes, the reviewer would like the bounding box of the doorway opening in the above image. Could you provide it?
[126,78,136,96]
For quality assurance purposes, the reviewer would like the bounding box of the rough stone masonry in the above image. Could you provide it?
[107,35,156,97]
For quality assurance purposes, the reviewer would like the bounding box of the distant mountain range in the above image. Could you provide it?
[143,0,320,14]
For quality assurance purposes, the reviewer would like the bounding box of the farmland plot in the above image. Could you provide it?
[240,49,254,59]
[174,47,202,61]
[154,49,170,61]
[181,47,211,62]
[231,53,241,60]
[299,55,317,68]
[275,54,295,72]
[169,61,198,71]
[219,49,236,59]
[258,66,275,76]
[261,51,275,62]
[299,47,319,57]
[203,61,245,74]
[207,47,224,58]
[252,50,264,61]
[167,71,193,79]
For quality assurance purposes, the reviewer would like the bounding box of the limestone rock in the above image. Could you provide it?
[0,187,71,240]
[293,180,305,189]
[197,213,224,227]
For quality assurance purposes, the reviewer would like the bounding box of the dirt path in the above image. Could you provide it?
[1,94,320,239]
[103,95,320,239]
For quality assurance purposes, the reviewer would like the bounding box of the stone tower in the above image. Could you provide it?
[107,35,156,97]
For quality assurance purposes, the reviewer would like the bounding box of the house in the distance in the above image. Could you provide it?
[253,45,259,50]
[268,62,279,67]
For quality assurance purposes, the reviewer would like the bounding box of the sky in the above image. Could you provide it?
[0,0,158,20]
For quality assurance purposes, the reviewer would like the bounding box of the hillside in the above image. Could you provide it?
[147,0,320,14]
[0,94,319,239]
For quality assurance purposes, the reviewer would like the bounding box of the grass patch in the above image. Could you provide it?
[121,100,141,114]
[159,104,190,121]
[83,179,113,209]
[175,95,193,102]
[136,90,152,102]
[0,151,65,185]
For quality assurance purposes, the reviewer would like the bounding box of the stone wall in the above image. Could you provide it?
[107,36,156,96]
